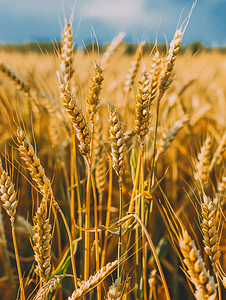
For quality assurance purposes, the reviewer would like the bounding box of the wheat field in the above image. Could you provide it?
[1,4,226,300]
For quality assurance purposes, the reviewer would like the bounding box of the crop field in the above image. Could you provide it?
[0,5,226,300]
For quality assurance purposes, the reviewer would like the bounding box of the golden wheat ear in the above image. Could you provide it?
[0,64,31,94]
[194,137,212,188]
[179,229,218,300]
[59,19,75,83]
[124,41,145,94]
[86,64,104,122]
[57,73,91,163]
[0,159,25,300]
[108,103,125,182]
[68,260,119,300]
[101,32,125,69]
[33,197,52,284]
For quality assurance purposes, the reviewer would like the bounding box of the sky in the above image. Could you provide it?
[0,0,225,47]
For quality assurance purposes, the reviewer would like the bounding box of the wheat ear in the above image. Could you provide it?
[209,130,226,172]
[179,229,217,300]
[194,137,212,187]
[200,194,226,289]
[0,159,25,300]
[59,19,75,83]
[0,63,31,94]
[124,41,145,93]
[106,278,124,300]
[34,274,66,300]
[108,103,125,182]
[68,260,119,300]
[57,74,91,163]
[101,32,125,69]
[158,29,182,99]
[149,50,162,103]
[155,114,190,162]
[16,127,78,288]
[201,195,221,272]
[0,205,12,280]
[134,69,152,142]
[33,197,52,283]
[17,127,53,197]
[86,64,104,122]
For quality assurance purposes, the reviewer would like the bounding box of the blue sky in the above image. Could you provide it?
[0,0,225,47]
